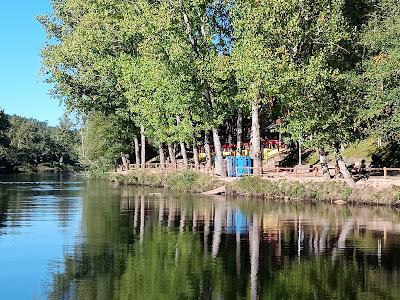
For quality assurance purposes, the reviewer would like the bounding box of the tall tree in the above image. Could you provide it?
[360,0,400,144]
[0,110,11,170]
[233,0,362,184]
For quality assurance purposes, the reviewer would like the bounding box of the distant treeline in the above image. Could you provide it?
[0,110,80,173]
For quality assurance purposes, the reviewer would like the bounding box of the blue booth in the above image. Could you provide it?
[226,156,252,177]
[226,156,237,177]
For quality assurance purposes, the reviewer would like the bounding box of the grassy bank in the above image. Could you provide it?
[108,170,223,193]
[227,177,400,206]
[106,169,400,206]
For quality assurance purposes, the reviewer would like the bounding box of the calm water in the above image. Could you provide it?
[1,175,400,299]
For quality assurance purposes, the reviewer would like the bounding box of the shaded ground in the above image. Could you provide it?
[279,139,400,168]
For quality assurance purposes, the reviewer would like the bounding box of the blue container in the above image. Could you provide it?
[226,156,237,177]
[236,156,250,176]
[236,209,249,234]
[246,156,253,175]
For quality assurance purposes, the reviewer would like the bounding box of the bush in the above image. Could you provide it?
[85,163,111,179]
[108,169,223,193]
[229,177,357,202]
[228,177,400,205]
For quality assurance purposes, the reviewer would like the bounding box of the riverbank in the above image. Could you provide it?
[108,170,224,193]
[108,170,400,206]
[227,176,400,206]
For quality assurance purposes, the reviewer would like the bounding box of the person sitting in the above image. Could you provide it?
[335,163,343,178]
[359,159,367,177]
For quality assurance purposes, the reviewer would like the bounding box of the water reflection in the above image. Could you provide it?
[50,183,400,299]
[2,176,400,299]
[0,174,82,299]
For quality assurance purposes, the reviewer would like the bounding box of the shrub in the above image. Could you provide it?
[228,177,356,202]
[107,169,222,193]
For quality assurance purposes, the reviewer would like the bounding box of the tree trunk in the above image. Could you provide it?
[227,120,233,145]
[180,142,188,168]
[179,0,223,176]
[140,195,145,244]
[133,196,139,228]
[251,101,262,175]
[168,143,176,167]
[237,108,243,154]
[179,0,199,53]
[337,219,354,250]
[134,135,140,169]
[212,128,226,177]
[249,213,260,300]
[175,116,188,168]
[158,198,164,225]
[179,208,186,234]
[140,127,146,169]
[334,143,355,188]
[121,153,129,171]
[298,140,302,165]
[236,223,241,274]
[80,128,86,158]
[204,131,212,169]
[192,139,199,170]
[318,148,331,180]
[159,144,165,170]
[212,204,223,258]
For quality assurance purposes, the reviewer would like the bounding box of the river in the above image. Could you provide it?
[1,174,400,299]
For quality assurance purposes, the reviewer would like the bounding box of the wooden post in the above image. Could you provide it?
[298,139,302,166]
[384,167,388,179]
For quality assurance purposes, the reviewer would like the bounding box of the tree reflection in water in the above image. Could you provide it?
[48,183,400,299]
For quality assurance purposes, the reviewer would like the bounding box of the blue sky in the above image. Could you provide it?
[0,1,64,126]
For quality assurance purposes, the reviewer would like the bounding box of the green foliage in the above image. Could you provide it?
[39,0,400,169]
[341,186,353,199]
[359,0,400,143]
[0,110,11,170]
[394,189,400,202]
[164,170,219,192]
[228,177,399,204]
[84,164,111,180]
[80,112,134,171]
[116,228,226,300]
[110,169,223,193]
[264,257,400,299]
[341,138,378,159]
[0,110,80,173]
[0,110,10,146]
[232,0,362,149]
[44,180,400,300]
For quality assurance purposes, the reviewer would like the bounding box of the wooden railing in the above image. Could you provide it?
[228,166,320,177]
[368,167,400,179]
[124,164,326,178]
[123,163,400,180]
[127,162,217,177]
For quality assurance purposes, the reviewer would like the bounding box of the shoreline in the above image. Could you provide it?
[107,169,400,207]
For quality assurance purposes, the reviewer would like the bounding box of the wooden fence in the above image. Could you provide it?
[123,163,400,180]
[127,162,218,177]
[369,167,400,179]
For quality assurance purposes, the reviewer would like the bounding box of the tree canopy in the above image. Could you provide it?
[38,0,400,177]
[0,109,80,173]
